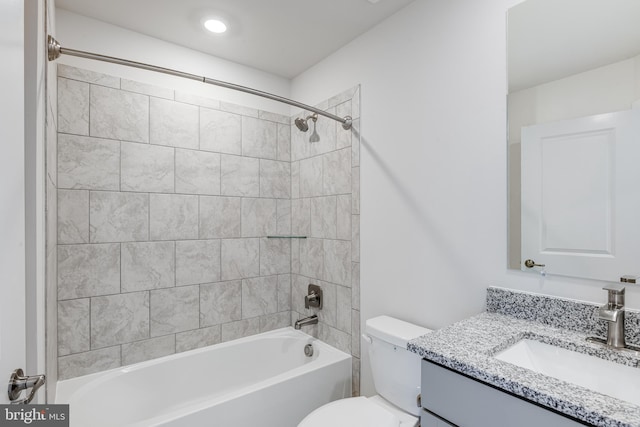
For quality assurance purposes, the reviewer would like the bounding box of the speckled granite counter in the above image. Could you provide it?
[408,287,640,427]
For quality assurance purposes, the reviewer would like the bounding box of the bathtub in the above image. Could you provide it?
[56,327,352,427]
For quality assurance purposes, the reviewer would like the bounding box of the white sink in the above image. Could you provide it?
[495,339,640,406]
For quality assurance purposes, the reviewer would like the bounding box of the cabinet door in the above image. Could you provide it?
[422,360,584,427]
[521,109,640,281]
[422,409,456,427]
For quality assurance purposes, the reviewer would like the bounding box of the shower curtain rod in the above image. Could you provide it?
[47,36,352,130]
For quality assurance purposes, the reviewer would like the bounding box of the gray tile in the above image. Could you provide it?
[352,357,361,397]
[176,240,221,286]
[121,79,173,99]
[221,155,259,197]
[300,155,323,197]
[150,98,199,149]
[58,78,89,135]
[58,189,89,244]
[291,275,308,314]
[311,196,337,239]
[259,312,291,333]
[58,134,120,190]
[291,161,300,199]
[317,281,337,328]
[352,167,360,214]
[259,111,290,125]
[89,191,149,242]
[351,263,360,309]
[200,109,242,154]
[277,123,291,162]
[352,309,361,358]
[242,116,277,159]
[220,102,259,118]
[199,196,241,238]
[260,238,290,276]
[276,199,292,235]
[292,198,311,236]
[291,117,308,162]
[352,215,360,262]
[310,108,337,157]
[121,241,175,292]
[91,292,150,348]
[175,149,221,195]
[337,195,352,240]
[58,346,121,380]
[122,335,175,366]
[58,299,90,356]
[328,87,357,108]
[221,318,260,342]
[260,160,290,199]
[58,243,120,300]
[150,285,200,336]
[200,281,242,326]
[352,120,360,167]
[57,65,120,88]
[90,85,149,143]
[319,323,351,354]
[337,286,352,334]
[241,198,277,237]
[176,326,222,353]
[299,238,324,279]
[277,274,291,312]
[121,142,174,193]
[242,276,278,318]
[176,92,221,110]
[220,239,259,280]
[149,194,199,240]
[353,87,360,119]
[324,240,351,286]
[323,148,351,195]
[291,239,300,274]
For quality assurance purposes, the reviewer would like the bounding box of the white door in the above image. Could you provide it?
[521,109,640,282]
[0,0,26,404]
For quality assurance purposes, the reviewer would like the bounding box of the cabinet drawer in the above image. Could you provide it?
[421,360,586,427]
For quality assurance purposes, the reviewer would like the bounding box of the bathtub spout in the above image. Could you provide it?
[295,315,318,330]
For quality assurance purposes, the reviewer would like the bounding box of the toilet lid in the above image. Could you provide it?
[298,397,400,427]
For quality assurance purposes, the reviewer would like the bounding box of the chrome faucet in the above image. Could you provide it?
[295,315,318,330]
[598,284,626,348]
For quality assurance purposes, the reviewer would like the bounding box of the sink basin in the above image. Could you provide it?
[495,339,640,406]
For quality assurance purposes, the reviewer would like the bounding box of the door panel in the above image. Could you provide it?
[521,110,640,281]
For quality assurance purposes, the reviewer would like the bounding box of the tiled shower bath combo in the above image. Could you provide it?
[53,65,361,393]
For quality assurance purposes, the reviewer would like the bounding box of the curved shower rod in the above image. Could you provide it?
[47,36,352,130]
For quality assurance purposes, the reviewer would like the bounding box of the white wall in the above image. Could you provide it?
[291,0,640,396]
[55,9,291,115]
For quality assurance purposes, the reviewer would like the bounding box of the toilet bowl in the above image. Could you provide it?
[298,316,431,427]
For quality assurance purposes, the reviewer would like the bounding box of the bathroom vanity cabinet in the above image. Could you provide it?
[420,360,585,427]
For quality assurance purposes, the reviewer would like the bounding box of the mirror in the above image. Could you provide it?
[507,0,640,280]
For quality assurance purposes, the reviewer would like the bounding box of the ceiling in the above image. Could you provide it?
[56,0,415,78]
[508,0,640,92]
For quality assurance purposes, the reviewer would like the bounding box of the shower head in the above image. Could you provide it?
[294,113,318,132]
[294,117,309,132]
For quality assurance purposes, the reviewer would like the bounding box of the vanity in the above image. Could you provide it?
[408,287,640,427]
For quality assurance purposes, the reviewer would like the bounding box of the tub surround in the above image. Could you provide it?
[408,287,640,427]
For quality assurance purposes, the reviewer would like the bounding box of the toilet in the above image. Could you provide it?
[299,315,431,427]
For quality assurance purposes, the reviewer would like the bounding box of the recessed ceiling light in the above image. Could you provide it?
[204,19,227,34]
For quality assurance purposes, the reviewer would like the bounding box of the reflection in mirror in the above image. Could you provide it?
[507,0,640,279]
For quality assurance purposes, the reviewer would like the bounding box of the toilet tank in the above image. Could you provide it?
[365,316,431,417]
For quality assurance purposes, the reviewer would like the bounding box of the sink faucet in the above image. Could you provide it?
[597,284,626,348]
[295,315,318,330]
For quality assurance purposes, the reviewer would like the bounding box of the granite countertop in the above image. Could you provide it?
[408,311,640,427]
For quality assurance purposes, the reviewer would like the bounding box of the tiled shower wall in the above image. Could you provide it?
[55,65,294,379]
[290,88,361,395]
[53,65,361,391]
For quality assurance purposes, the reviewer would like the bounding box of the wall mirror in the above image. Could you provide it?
[507,0,640,282]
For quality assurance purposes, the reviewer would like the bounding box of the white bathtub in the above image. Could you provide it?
[56,327,352,427]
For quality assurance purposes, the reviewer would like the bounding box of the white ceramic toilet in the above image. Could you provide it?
[298,315,431,427]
